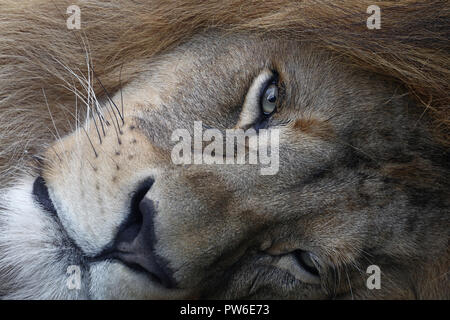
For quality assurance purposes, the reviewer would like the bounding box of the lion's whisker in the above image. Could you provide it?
[119,64,125,122]
[94,71,125,125]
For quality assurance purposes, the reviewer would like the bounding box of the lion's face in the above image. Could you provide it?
[0,32,448,299]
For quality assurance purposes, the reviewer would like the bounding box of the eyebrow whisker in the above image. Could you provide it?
[94,70,125,126]
[81,126,98,158]
[119,63,124,122]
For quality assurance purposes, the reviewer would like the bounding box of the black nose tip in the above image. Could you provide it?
[112,179,175,289]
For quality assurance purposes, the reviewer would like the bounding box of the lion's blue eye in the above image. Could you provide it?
[261,83,278,115]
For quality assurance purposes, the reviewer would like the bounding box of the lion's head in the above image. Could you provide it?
[0,0,448,299]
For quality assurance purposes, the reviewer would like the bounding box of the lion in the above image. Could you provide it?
[0,0,448,299]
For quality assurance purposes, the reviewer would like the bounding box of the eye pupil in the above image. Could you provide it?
[261,83,278,115]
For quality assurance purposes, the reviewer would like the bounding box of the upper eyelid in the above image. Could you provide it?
[234,69,275,129]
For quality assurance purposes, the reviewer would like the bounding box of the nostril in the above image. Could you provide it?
[130,178,155,223]
[112,179,154,245]
[136,198,176,288]
[110,178,176,288]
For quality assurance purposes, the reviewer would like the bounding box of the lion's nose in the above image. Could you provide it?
[111,179,175,288]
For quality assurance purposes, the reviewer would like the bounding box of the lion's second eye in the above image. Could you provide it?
[261,83,278,115]
[293,250,320,277]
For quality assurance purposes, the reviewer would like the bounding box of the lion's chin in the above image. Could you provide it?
[0,176,187,300]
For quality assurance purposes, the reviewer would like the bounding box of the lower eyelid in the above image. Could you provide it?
[253,116,270,132]
[275,255,321,285]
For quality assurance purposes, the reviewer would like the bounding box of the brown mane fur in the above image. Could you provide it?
[0,0,449,182]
